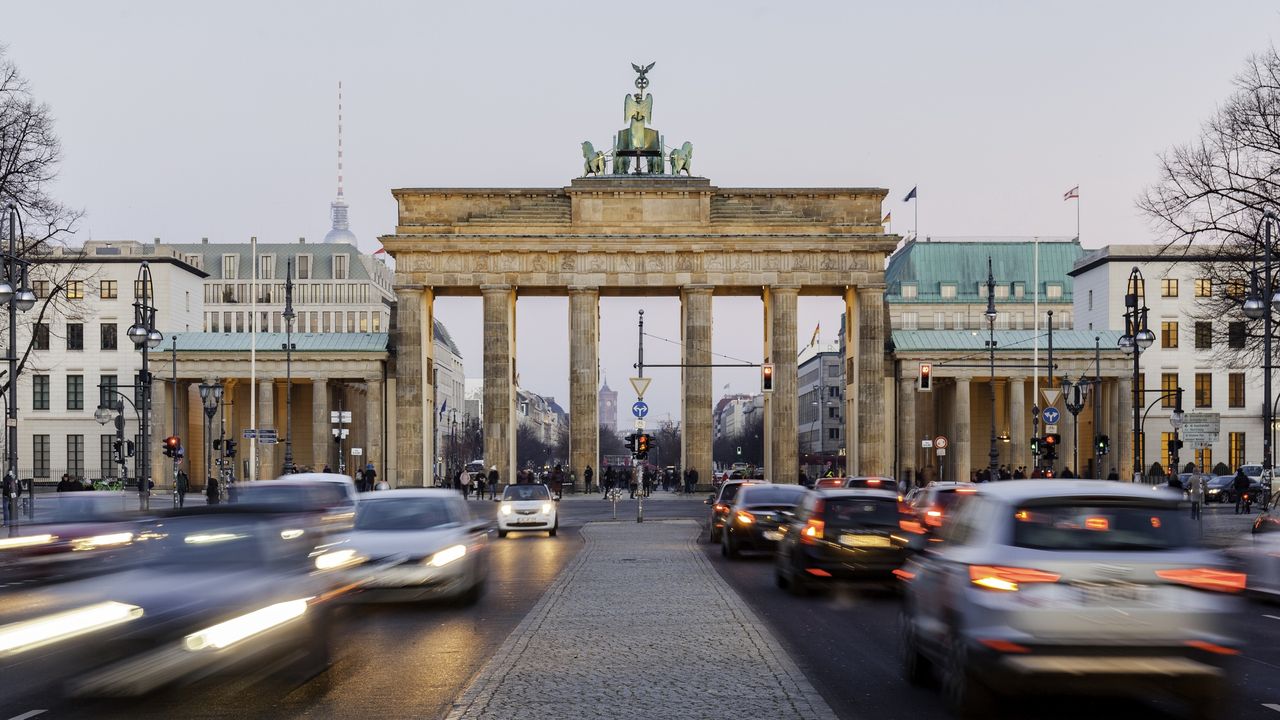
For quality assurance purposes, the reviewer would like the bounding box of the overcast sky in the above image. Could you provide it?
[4,1,1278,422]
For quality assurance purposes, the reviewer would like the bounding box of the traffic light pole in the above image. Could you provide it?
[636,310,644,524]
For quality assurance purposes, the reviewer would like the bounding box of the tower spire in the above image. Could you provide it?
[323,80,356,245]
[336,80,343,198]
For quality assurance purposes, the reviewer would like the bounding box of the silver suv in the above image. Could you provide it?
[900,480,1241,719]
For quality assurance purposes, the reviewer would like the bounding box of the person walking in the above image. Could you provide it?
[1189,473,1204,519]
[486,465,500,501]
[354,468,365,493]
[583,465,594,495]
[461,469,473,499]
[1106,468,1119,481]
[176,469,190,508]
[206,476,220,505]
[364,463,378,492]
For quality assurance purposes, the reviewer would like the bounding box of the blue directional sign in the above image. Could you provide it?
[1042,407,1061,425]
[632,401,649,419]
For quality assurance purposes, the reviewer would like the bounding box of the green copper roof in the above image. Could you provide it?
[892,329,1122,352]
[169,332,388,353]
[885,238,1084,303]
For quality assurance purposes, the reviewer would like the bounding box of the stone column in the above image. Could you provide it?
[767,285,799,483]
[312,379,329,471]
[482,285,516,485]
[568,287,599,492]
[954,378,972,482]
[898,377,917,484]
[843,289,857,475]
[257,380,274,479]
[150,377,170,490]
[857,286,887,476]
[1009,377,1026,472]
[394,286,425,486]
[366,377,383,480]
[681,286,714,488]
[1117,377,1133,480]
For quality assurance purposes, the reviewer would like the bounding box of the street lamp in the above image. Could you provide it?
[281,259,296,475]
[128,262,162,501]
[198,382,222,499]
[985,257,999,477]
[1243,210,1280,492]
[1119,267,1154,479]
[1,206,34,508]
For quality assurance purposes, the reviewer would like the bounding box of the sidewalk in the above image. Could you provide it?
[445,520,836,720]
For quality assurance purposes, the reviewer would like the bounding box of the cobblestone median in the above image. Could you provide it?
[445,520,837,720]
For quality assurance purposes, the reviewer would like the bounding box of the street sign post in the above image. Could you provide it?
[351,447,363,456]
[1041,388,1061,406]
[922,439,933,448]
[1181,412,1221,449]
[1045,424,1058,434]
[242,429,257,439]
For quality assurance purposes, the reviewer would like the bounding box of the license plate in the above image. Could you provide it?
[1074,582,1151,604]
[840,534,890,548]
[762,531,784,541]
[512,520,539,525]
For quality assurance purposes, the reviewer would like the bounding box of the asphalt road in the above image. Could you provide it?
[704,538,1280,720]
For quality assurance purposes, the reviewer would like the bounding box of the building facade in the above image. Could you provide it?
[798,342,845,477]
[1070,244,1262,476]
[598,381,618,435]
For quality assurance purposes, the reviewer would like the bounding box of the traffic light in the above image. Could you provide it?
[918,363,932,392]
[162,435,182,458]
[1095,434,1110,456]
[1042,433,1060,461]
[125,440,135,458]
[225,439,238,458]
[1029,437,1041,456]
[1171,438,1184,451]
[624,433,637,452]
[636,433,650,458]
[112,439,124,464]
[761,363,774,393]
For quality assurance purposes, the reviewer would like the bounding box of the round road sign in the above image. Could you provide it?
[934,436,948,449]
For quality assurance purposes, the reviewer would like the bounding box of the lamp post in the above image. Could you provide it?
[1,207,35,509]
[281,260,296,475]
[1243,210,1280,494]
[1062,377,1087,476]
[1169,388,1185,475]
[198,382,221,499]
[94,399,130,484]
[1118,267,1156,479]
[985,257,999,477]
[127,262,163,502]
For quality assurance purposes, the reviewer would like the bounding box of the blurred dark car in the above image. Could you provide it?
[236,474,358,531]
[1204,475,1234,504]
[0,491,145,583]
[704,480,765,543]
[774,488,912,595]
[719,484,808,559]
[0,506,354,698]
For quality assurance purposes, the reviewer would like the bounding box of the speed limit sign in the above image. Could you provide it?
[934,436,948,450]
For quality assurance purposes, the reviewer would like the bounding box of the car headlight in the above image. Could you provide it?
[313,548,359,570]
[0,601,143,655]
[71,532,134,552]
[425,544,467,567]
[541,503,553,514]
[500,503,512,515]
[183,598,310,651]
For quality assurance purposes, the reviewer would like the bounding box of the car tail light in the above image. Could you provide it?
[899,519,925,534]
[969,565,1061,592]
[735,510,755,525]
[713,503,729,514]
[865,479,881,486]
[1156,568,1246,593]
[924,507,944,528]
[800,519,824,544]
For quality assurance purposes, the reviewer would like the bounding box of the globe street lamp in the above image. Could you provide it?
[1,207,34,511]
[281,259,296,475]
[1243,210,1280,492]
[985,257,999,478]
[1119,267,1155,479]
[128,262,163,502]
[198,382,222,499]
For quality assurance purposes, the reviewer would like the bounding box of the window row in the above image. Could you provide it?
[29,373,140,412]
[219,254,347,281]
[203,310,382,334]
[899,311,1071,330]
[1158,371,1246,409]
[1146,431,1247,473]
[204,281,370,305]
[30,322,120,351]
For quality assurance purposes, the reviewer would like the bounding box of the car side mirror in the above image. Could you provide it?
[704,494,715,504]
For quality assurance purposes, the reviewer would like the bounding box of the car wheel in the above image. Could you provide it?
[459,575,487,606]
[497,529,508,538]
[775,559,791,589]
[722,529,739,559]
[900,608,931,686]
[942,635,994,719]
[549,521,558,538]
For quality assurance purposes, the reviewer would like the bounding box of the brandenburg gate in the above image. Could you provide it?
[381,65,899,487]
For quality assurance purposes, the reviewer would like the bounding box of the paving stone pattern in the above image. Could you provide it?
[444,520,838,720]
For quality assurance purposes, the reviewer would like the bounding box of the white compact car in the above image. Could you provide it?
[497,484,558,537]
[339,489,489,603]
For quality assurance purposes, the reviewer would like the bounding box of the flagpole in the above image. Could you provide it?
[1076,191,1081,242]
[250,236,257,484]
[1033,236,1040,451]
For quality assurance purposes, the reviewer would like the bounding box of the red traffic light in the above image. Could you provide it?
[1042,433,1061,447]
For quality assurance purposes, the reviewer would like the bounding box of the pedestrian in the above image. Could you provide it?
[1189,473,1204,519]
[1233,469,1251,514]
[206,476,220,505]
[57,473,76,492]
[583,465,594,494]
[354,468,365,493]
[629,468,638,499]
[1060,467,1075,479]
[688,466,699,494]
[176,469,189,508]
[322,464,332,473]
[486,465,500,501]
[1012,466,1025,480]
[1106,468,1119,481]
[1,471,13,525]
[462,469,475,498]
[364,463,378,491]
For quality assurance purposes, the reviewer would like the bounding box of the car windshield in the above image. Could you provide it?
[1011,502,1193,551]
[356,498,454,530]
[931,489,970,510]
[739,486,806,506]
[720,484,748,504]
[823,497,900,529]
[503,485,551,501]
[239,483,349,507]
[1209,476,1233,487]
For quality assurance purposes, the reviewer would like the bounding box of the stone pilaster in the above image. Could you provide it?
[366,377,383,479]
[843,288,857,476]
[681,286,714,488]
[1117,377,1133,481]
[482,284,516,485]
[394,286,424,486]
[857,286,886,476]
[568,287,599,491]
[1009,377,1026,472]
[898,376,917,484]
[954,378,972,482]
[257,380,274,479]
[312,379,330,471]
[150,377,170,489]
[768,285,799,483]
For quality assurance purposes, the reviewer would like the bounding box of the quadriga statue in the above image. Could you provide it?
[581,141,606,176]
[669,142,693,176]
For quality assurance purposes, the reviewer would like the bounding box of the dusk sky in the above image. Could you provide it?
[4,0,1278,421]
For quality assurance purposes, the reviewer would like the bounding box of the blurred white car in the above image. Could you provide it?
[237,474,358,531]
[338,489,489,603]
[497,484,558,537]
[901,480,1241,719]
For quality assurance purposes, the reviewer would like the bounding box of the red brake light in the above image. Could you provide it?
[734,510,756,525]
[969,565,1061,592]
[924,508,944,527]
[866,479,881,486]
[800,519,824,544]
[713,503,729,514]
[1156,568,1246,593]
[899,519,925,534]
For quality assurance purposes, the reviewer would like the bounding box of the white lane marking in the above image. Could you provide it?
[1263,703,1280,712]
[1265,615,1280,621]
[8,711,47,720]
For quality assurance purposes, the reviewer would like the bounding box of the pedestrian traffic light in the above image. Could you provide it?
[918,363,932,392]
[761,363,774,393]
[225,439,238,458]
[125,440,135,458]
[624,433,637,452]
[1029,437,1041,456]
[112,439,124,464]
[1096,434,1110,455]
[636,433,650,458]
[162,435,181,458]
[1171,438,1184,451]
[1043,433,1061,448]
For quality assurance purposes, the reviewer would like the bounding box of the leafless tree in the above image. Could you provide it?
[1138,46,1280,369]
[0,48,85,385]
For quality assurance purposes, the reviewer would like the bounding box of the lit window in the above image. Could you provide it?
[1161,321,1178,349]
[1195,278,1213,297]
[1161,278,1178,297]
[1229,373,1245,408]
[99,280,117,299]
[1194,373,1211,408]
[1161,373,1178,408]
[66,280,83,300]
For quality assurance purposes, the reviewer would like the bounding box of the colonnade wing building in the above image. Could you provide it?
[381,176,900,486]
